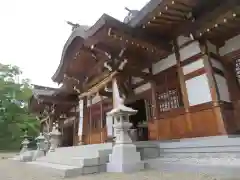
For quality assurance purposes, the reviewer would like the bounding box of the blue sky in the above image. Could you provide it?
[0,0,148,87]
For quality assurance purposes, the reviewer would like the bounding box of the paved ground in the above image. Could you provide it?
[0,153,237,180]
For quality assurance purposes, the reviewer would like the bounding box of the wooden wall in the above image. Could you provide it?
[82,98,112,144]
[148,103,225,140]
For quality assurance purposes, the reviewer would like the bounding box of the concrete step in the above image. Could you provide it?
[37,155,109,167]
[54,143,112,155]
[24,143,112,178]
[27,161,82,178]
[27,161,107,178]
[36,146,112,167]
[40,143,112,161]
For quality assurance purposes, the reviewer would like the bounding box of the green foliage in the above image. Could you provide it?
[0,64,40,150]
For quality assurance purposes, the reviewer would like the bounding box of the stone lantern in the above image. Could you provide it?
[49,122,61,152]
[20,130,30,154]
[106,78,144,173]
[32,133,45,160]
[19,130,33,162]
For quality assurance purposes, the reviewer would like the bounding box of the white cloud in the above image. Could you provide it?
[0,0,149,87]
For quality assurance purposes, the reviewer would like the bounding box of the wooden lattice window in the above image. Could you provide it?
[157,88,181,112]
[236,59,240,79]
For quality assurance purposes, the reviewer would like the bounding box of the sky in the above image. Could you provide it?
[0,0,149,87]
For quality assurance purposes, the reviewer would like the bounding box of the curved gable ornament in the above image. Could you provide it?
[52,14,119,83]
[123,8,139,24]
[52,24,89,83]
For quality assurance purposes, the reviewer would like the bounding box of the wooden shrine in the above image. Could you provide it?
[46,0,239,145]
[29,85,79,146]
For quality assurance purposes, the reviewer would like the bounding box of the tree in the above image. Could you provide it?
[0,64,40,150]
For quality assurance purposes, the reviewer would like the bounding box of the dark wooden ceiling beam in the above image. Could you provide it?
[37,97,78,105]
[131,79,148,89]
[123,67,154,81]
[90,42,117,58]
[160,11,186,19]
[156,16,182,22]
[156,14,184,21]
[174,0,240,37]
[99,90,112,97]
[168,6,190,14]
[151,20,178,25]
[108,28,172,53]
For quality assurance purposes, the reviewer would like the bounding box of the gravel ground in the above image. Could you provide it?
[0,153,237,180]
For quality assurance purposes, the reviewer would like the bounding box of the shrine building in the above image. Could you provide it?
[30,0,240,146]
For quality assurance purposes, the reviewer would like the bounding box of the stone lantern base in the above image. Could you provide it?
[106,117,144,173]
[107,143,144,172]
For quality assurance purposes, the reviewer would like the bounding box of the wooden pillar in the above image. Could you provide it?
[173,40,192,134]
[81,97,88,145]
[203,42,221,104]
[149,67,160,140]
[75,106,79,145]
[72,106,77,146]
[149,68,159,120]
[151,82,159,120]
[203,41,227,134]
[89,96,92,144]
[100,95,103,142]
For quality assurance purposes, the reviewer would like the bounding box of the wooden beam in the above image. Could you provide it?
[99,90,112,97]
[131,79,148,89]
[108,28,172,54]
[174,0,240,37]
[85,57,107,80]
[39,98,78,106]
[123,67,155,81]
[79,71,118,99]
[91,42,119,58]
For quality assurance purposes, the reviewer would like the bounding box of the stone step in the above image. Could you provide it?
[36,156,105,167]
[36,146,112,167]
[27,161,82,178]
[27,161,107,178]
[36,150,110,166]
[43,143,112,159]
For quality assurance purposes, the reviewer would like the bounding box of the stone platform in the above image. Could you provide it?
[11,135,240,178]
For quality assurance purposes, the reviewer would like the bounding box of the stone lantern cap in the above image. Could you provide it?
[107,104,137,116]
[35,133,45,141]
[49,123,61,136]
[21,138,30,145]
